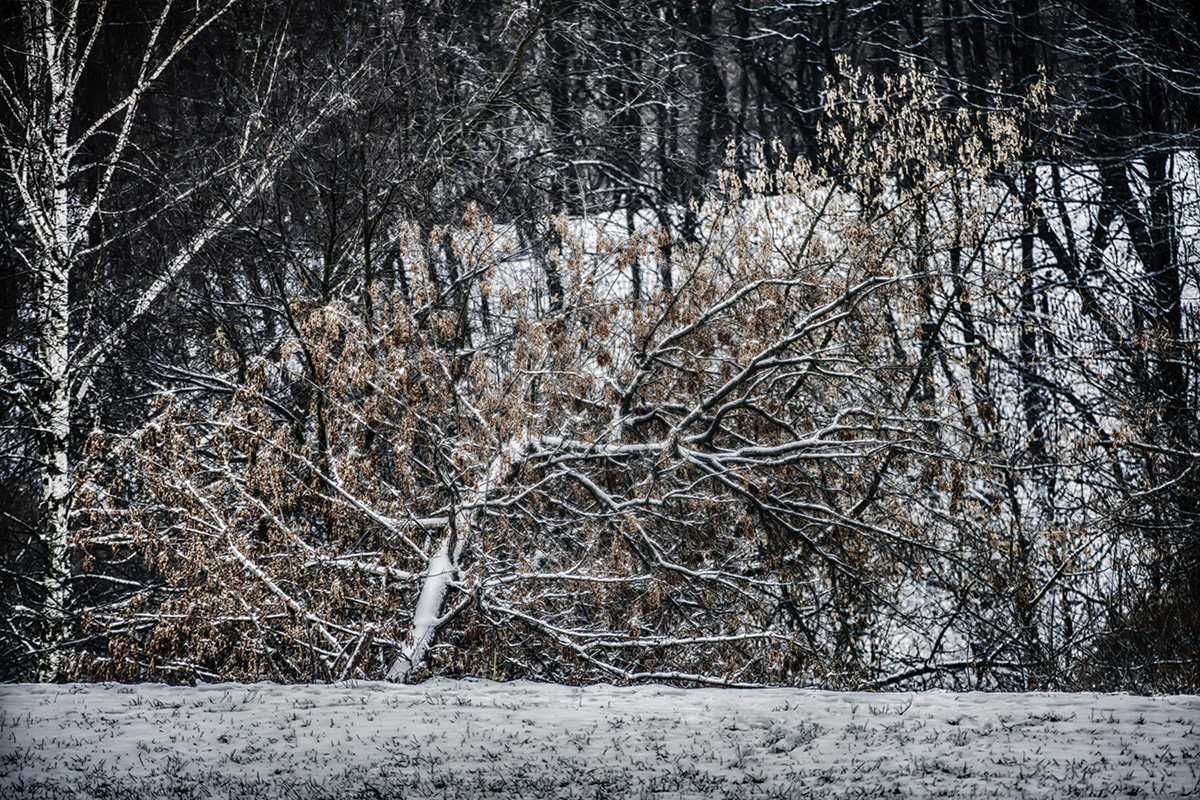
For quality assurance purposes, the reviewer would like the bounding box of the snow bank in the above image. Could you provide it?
[1,680,1197,798]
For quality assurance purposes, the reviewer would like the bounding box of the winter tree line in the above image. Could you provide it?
[1,0,1196,690]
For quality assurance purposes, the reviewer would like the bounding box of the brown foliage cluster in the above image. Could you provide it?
[71,67,1192,689]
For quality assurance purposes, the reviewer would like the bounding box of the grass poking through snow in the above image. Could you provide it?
[1,680,1197,798]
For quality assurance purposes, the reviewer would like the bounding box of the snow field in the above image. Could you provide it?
[1,679,1197,798]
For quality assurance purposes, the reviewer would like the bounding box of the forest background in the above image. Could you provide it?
[1,0,1197,692]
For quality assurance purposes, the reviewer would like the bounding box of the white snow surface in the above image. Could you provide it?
[1,680,1197,798]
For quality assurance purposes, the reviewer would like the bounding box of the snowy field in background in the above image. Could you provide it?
[1,680,1198,798]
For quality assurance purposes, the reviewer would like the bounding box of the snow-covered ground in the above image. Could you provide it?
[1,680,1197,798]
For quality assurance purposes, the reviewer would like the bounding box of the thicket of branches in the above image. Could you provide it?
[2,0,1197,690]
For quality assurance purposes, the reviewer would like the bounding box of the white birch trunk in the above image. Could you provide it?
[32,1,75,682]
[387,438,524,682]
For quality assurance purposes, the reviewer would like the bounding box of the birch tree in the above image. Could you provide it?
[0,0,355,679]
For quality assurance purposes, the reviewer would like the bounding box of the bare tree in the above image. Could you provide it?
[0,0,357,679]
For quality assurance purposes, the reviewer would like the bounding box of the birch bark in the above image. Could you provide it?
[30,0,74,681]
